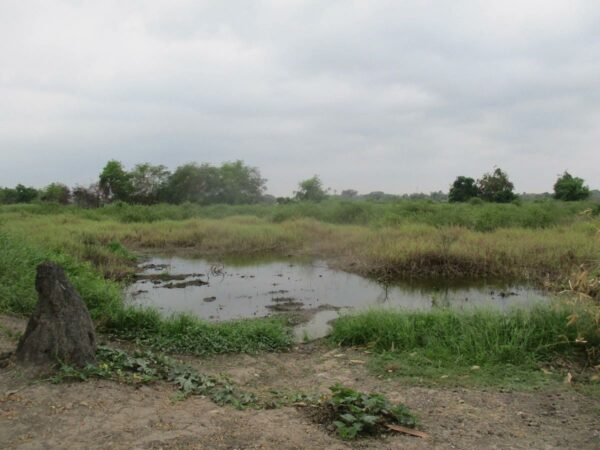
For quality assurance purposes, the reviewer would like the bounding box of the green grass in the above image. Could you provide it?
[0,232,123,317]
[103,308,293,355]
[2,198,598,230]
[330,306,600,388]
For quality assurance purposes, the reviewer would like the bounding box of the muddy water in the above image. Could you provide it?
[126,256,548,341]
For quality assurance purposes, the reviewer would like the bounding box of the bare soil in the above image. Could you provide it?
[1,315,599,450]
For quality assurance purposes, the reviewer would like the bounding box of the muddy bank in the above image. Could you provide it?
[0,315,598,450]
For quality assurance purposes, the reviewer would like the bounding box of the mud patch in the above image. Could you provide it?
[162,279,209,289]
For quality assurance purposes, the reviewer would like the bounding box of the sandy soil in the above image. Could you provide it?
[1,315,599,450]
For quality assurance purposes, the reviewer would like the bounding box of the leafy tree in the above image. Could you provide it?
[276,196,294,204]
[72,184,101,208]
[449,176,480,202]
[164,161,266,205]
[477,168,517,203]
[0,187,17,204]
[295,175,327,202]
[364,191,386,201]
[129,163,171,205]
[429,191,448,202]
[164,163,221,204]
[217,160,266,204]
[99,160,133,203]
[40,183,71,204]
[13,184,39,203]
[553,172,590,201]
[340,189,358,198]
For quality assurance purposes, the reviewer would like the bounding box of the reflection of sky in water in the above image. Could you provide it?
[127,257,548,336]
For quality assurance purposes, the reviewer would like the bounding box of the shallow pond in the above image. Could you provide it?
[126,256,548,341]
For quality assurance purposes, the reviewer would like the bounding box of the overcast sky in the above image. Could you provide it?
[1,1,599,196]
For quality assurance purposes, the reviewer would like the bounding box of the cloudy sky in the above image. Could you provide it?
[1,0,599,196]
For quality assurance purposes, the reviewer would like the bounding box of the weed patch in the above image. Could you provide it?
[52,346,257,408]
[104,309,293,355]
[308,384,419,440]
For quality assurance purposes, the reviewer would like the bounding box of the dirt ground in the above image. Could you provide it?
[1,315,599,450]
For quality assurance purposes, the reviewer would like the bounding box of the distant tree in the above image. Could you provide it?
[295,176,327,202]
[0,187,17,204]
[261,194,277,204]
[553,172,590,201]
[449,176,480,202]
[405,192,428,200]
[13,184,39,203]
[129,163,171,205]
[477,168,517,203]
[40,183,71,204]
[217,160,266,204]
[364,191,386,201]
[429,191,448,202]
[340,189,358,198]
[276,196,294,204]
[99,160,133,203]
[72,183,101,208]
[164,163,221,204]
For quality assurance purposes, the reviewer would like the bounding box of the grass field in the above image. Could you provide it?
[1,200,599,385]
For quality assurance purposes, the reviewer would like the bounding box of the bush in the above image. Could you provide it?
[553,172,590,201]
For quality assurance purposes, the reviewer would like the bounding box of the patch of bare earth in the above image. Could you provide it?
[0,315,598,449]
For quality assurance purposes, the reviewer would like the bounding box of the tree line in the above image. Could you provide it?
[447,168,591,203]
[0,162,593,206]
[1,160,266,207]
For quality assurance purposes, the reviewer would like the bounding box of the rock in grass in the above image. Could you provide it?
[16,262,96,367]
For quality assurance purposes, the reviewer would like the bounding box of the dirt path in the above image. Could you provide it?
[1,315,599,449]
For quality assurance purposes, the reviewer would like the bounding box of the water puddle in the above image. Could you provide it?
[126,256,548,341]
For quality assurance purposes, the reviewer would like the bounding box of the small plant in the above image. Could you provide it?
[324,383,418,440]
[52,346,257,409]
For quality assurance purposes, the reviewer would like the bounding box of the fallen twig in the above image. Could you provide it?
[386,424,429,439]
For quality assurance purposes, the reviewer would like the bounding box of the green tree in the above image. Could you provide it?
[0,187,17,204]
[13,184,39,203]
[129,163,171,205]
[295,175,327,202]
[477,168,517,203]
[40,183,71,204]
[340,189,358,198]
[217,160,266,204]
[99,160,133,203]
[164,163,221,204]
[553,172,590,201]
[448,176,480,202]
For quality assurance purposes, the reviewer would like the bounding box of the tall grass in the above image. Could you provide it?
[0,232,123,316]
[330,305,600,366]
[2,207,597,282]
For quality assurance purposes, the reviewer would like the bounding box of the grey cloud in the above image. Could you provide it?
[0,0,599,195]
